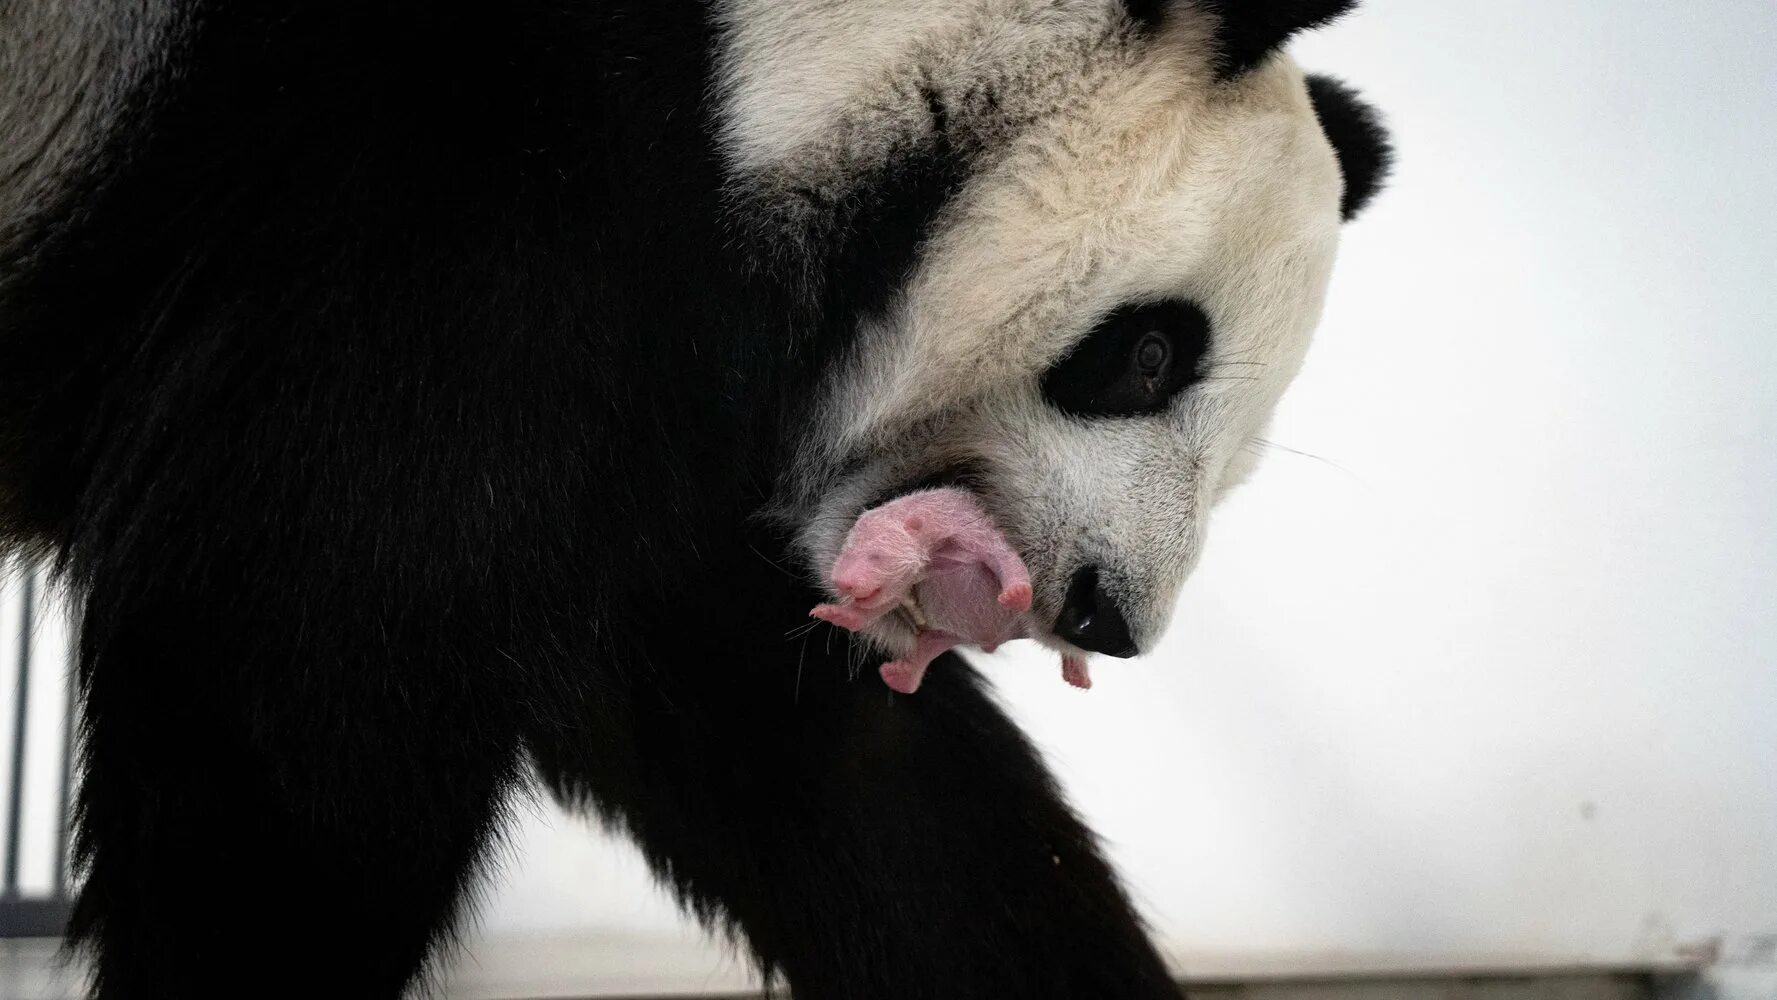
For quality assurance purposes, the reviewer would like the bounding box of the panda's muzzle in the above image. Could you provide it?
[1054,566,1138,658]
[860,461,989,514]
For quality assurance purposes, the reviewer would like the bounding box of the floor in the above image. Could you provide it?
[1187,976,1665,1000]
[0,935,1702,999]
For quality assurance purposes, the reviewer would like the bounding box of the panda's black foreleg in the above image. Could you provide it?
[534,647,1181,1000]
[66,575,523,998]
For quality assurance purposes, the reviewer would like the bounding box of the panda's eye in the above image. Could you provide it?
[1040,301,1211,418]
[1135,334,1168,372]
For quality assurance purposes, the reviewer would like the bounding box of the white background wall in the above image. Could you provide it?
[0,567,74,900]
[2,0,1771,994]
[467,0,1777,984]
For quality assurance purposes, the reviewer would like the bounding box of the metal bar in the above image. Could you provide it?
[54,604,75,897]
[4,567,35,896]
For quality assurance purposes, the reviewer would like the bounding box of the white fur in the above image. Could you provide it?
[715,0,1133,193]
[720,1,1346,657]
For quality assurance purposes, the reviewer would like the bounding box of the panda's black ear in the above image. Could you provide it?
[1305,74,1392,221]
[1123,0,1358,79]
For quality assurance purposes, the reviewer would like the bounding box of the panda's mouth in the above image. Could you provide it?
[808,471,1098,694]
[840,460,1123,664]
[847,459,1038,628]
[860,461,990,516]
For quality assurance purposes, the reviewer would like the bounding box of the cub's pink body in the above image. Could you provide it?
[810,488,1091,694]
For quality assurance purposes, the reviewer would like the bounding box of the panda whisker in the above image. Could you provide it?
[794,631,810,704]
[747,543,800,581]
[785,618,824,640]
[1211,347,1266,361]
[1252,437,1355,476]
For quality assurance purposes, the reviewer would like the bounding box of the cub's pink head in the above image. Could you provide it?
[829,512,928,608]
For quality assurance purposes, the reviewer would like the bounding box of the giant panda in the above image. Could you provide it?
[0,0,1389,996]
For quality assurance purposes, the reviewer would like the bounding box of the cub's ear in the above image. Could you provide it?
[1123,0,1358,79]
[1305,74,1392,221]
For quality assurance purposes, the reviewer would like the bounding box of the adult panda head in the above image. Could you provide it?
[721,0,1392,665]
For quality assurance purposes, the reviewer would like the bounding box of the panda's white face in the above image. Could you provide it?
[720,0,1349,662]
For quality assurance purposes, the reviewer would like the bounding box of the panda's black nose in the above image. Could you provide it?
[1054,566,1137,658]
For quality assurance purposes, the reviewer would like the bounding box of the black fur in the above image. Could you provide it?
[1306,74,1394,220]
[0,4,1179,998]
[1121,0,1169,28]
[1040,301,1213,418]
[1124,0,1357,79]
[1200,0,1357,77]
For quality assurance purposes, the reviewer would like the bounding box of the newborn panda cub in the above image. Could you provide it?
[810,488,1091,693]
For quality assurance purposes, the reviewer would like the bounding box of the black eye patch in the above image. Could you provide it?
[1039,301,1212,418]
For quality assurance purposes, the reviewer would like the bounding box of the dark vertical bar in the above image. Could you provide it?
[4,566,34,897]
[54,608,75,897]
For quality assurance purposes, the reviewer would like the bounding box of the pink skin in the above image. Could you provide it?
[810,488,1092,694]
[1061,655,1091,690]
